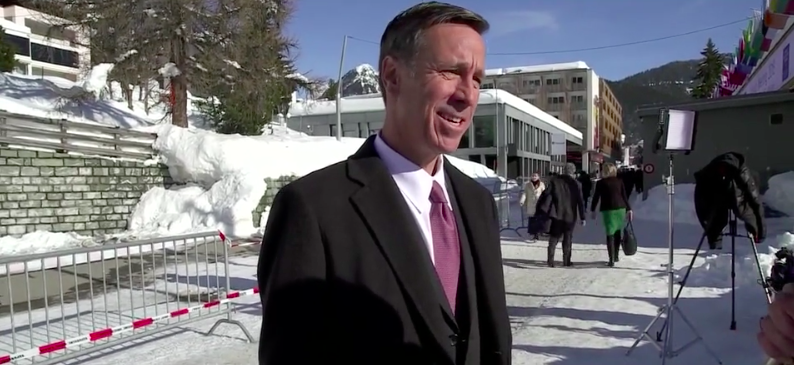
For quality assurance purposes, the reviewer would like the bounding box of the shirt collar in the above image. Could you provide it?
[374,133,448,212]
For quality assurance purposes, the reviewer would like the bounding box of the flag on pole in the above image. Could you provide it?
[765,7,789,28]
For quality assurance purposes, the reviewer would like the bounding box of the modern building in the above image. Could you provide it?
[597,78,623,158]
[637,90,794,193]
[482,61,622,173]
[0,3,89,81]
[289,90,583,179]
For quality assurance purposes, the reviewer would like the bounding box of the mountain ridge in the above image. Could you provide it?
[608,53,732,143]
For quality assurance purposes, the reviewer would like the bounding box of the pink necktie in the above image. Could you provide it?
[429,181,461,313]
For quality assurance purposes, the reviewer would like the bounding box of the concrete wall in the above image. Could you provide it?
[253,176,299,225]
[638,100,794,193]
[0,147,171,237]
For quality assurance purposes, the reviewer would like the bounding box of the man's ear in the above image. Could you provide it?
[380,56,400,96]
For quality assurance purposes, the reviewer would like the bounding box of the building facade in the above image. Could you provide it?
[597,78,623,157]
[734,19,794,95]
[482,61,622,173]
[0,4,90,81]
[637,91,794,193]
[289,90,583,179]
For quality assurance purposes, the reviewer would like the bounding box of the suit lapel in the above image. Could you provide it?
[444,161,491,284]
[446,162,511,363]
[347,137,456,358]
[446,175,478,348]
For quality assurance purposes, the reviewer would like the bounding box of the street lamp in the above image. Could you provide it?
[335,35,350,141]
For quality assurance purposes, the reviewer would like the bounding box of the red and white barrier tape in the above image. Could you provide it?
[0,286,260,364]
[220,230,261,248]
[0,230,260,364]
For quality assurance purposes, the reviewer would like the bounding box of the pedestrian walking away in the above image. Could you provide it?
[590,162,633,267]
[578,170,592,207]
[536,163,585,267]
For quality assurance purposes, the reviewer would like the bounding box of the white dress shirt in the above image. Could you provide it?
[374,133,452,266]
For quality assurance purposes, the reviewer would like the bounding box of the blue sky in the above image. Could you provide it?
[286,0,758,81]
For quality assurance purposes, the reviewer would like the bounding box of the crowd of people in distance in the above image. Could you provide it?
[519,163,641,267]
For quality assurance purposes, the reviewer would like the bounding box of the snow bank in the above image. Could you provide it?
[765,171,794,216]
[128,124,499,238]
[0,231,98,256]
[77,63,115,95]
[677,232,794,290]
[0,71,152,128]
[632,184,698,225]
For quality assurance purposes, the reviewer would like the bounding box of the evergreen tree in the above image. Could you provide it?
[194,0,304,135]
[691,38,724,99]
[0,26,17,73]
[320,79,338,99]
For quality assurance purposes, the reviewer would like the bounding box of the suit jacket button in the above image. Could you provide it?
[449,334,458,346]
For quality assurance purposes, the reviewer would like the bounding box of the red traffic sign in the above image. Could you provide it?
[643,164,655,174]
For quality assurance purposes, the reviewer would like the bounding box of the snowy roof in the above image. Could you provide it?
[0,18,31,35]
[290,90,582,140]
[479,89,582,139]
[485,61,590,77]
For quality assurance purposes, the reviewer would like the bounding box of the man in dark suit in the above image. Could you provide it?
[536,163,586,267]
[257,2,511,365]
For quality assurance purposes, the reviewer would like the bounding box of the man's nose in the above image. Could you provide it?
[451,80,478,109]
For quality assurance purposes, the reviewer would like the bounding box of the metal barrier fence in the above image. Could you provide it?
[493,177,529,236]
[0,231,255,364]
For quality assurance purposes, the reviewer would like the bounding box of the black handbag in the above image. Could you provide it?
[530,213,551,235]
[622,221,638,256]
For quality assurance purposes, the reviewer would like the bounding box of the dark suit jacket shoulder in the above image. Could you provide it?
[540,175,584,223]
[257,137,511,365]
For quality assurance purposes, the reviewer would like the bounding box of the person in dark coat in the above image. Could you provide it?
[536,163,586,267]
[590,163,633,267]
[694,152,765,249]
[577,171,593,206]
[618,168,636,197]
[633,168,644,194]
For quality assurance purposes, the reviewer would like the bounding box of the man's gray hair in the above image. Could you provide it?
[378,2,489,102]
[565,163,577,176]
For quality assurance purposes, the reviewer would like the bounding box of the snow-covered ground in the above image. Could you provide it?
[0,215,785,365]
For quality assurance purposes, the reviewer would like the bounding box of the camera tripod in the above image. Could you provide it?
[655,209,772,338]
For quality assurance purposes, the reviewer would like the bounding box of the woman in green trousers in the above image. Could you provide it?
[590,163,633,267]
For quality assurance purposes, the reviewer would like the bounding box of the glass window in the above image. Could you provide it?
[358,123,369,138]
[530,126,536,152]
[473,115,495,148]
[543,132,551,155]
[31,43,79,68]
[511,118,519,145]
[2,33,30,56]
[519,123,525,151]
[534,128,539,153]
[13,62,27,75]
[458,125,471,149]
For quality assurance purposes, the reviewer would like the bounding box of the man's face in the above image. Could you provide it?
[384,23,485,156]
